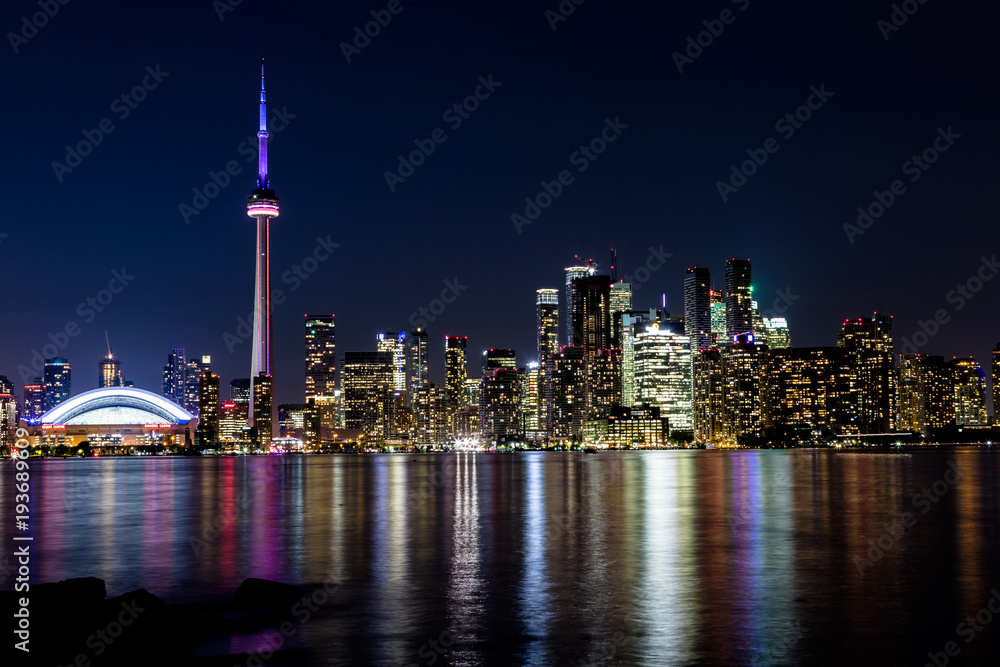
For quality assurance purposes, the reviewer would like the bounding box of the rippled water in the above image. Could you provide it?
[3,449,1000,665]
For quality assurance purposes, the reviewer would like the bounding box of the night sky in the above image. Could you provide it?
[3,0,997,411]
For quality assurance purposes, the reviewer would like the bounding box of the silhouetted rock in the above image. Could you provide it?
[235,577,304,608]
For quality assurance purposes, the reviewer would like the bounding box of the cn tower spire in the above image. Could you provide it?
[257,58,269,190]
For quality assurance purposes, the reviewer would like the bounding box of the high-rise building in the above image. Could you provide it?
[0,389,16,450]
[720,333,766,444]
[480,367,523,444]
[377,331,407,392]
[725,258,753,338]
[230,378,251,406]
[761,347,852,439]
[482,348,517,374]
[43,357,71,411]
[522,362,544,438]
[98,352,123,389]
[22,383,45,423]
[407,327,429,397]
[198,372,221,445]
[278,404,308,439]
[463,377,480,410]
[694,349,724,443]
[184,356,211,415]
[763,318,791,349]
[838,314,896,433]
[219,401,249,442]
[610,282,633,348]
[588,348,622,417]
[634,321,693,433]
[305,315,336,398]
[536,289,559,432]
[710,290,726,348]
[948,357,989,428]
[571,274,612,355]
[445,336,468,410]
[342,351,394,444]
[162,345,186,404]
[583,404,669,448]
[252,373,274,449]
[412,383,450,447]
[684,266,713,353]
[565,261,597,345]
[898,355,954,436]
[247,61,281,440]
[552,345,588,440]
[993,343,999,421]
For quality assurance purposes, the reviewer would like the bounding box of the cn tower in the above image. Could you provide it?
[247,60,279,447]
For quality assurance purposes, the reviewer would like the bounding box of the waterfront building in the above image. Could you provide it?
[725,258,753,338]
[684,266,713,352]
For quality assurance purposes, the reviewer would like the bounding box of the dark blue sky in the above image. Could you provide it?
[3,0,997,410]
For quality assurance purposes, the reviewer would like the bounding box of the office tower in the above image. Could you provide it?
[710,290,726,347]
[993,344,999,421]
[451,406,480,438]
[377,331,407,392]
[720,333,766,444]
[948,357,989,427]
[751,301,767,343]
[43,357,71,411]
[278,404,307,438]
[522,362,544,438]
[22,383,45,422]
[694,349,725,443]
[621,309,658,407]
[342,351,394,444]
[480,367,523,444]
[898,355,954,436]
[219,402,249,442]
[610,282,633,347]
[634,321,693,433]
[483,348,517,374]
[551,346,588,439]
[230,378,251,405]
[445,336,468,409]
[251,373,274,448]
[198,372,221,445]
[247,61,281,438]
[303,399,321,449]
[162,345,186,404]
[565,260,597,344]
[588,348,622,417]
[0,390,15,450]
[838,314,896,433]
[412,383,450,447]
[98,352,122,388]
[185,355,211,415]
[725,258,753,338]
[407,327,429,397]
[763,318,791,349]
[305,315,336,398]
[571,274,612,355]
[464,377,480,409]
[684,267,713,352]
[536,289,559,431]
[761,347,851,439]
[583,404,669,448]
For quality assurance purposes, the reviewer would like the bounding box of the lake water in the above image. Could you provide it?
[3,449,1000,666]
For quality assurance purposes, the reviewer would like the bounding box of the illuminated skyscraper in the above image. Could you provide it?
[342,351,394,444]
[407,327,429,397]
[412,383,450,447]
[198,372,221,445]
[230,378,251,406]
[634,321,693,433]
[184,356,211,415]
[693,349,724,443]
[219,401,248,442]
[522,362,544,438]
[565,260,597,345]
[305,315,336,398]
[480,367,523,444]
[572,274,612,355]
[948,357,989,427]
[761,347,851,440]
[252,373,273,449]
[482,348,517,374]
[763,318,791,349]
[43,357,71,411]
[162,345,186,404]
[0,388,15,450]
[445,336,468,410]
[710,289,726,348]
[610,282,633,347]
[898,355,953,436]
[376,331,407,392]
[23,383,45,422]
[536,289,559,431]
[98,352,122,389]
[247,61,281,439]
[838,314,896,433]
[993,343,999,421]
[588,348,622,417]
[684,266,713,353]
[463,377,480,410]
[720,333,766,444]
[725,258,753,338]
[552,346,587,440]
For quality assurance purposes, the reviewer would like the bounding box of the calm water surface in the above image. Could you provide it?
[3,449,1000,666]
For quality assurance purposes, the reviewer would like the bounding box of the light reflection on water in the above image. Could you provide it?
[3,449,1000,665]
